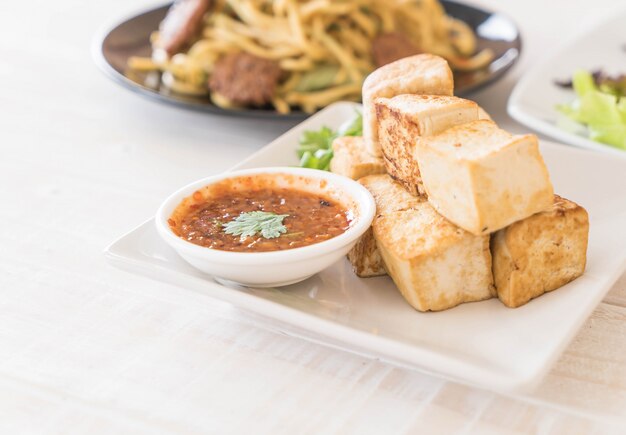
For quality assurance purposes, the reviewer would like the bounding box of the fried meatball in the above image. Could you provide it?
[209,52,283,107]
[372,32,422,67]
[157,0,212,56]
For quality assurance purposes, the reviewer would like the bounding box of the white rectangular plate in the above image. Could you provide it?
[106,102,626,393]
[507,9,626,156]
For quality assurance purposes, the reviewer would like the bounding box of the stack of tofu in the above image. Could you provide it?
[332,54,589,311]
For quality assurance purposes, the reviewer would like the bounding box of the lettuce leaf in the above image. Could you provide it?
[588,124,626,150]
[572,69,597,96]
[557,69,626,150]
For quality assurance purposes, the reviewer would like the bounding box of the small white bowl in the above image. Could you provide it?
[155,167,375,287]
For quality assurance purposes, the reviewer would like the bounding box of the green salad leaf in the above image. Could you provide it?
[557,69,626,150]
[572,69,596,96]
[223,211,288,239]
[296,110,363,170]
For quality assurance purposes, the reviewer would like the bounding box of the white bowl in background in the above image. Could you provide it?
[155,167,375,287]
[507,9,626,157]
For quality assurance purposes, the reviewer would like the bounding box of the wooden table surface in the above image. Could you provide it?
[1,0,625,433]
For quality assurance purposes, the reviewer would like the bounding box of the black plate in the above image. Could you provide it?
[94,1,521,120]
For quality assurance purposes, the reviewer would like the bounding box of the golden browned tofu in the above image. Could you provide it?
[491,195,589,308]
[362,54,454,157]
[478,106,492,120]
[358,174,424,215]
[374,202,495,312]
[330,136,385,180]
[347,175,423,277]
[375,94,479,196]
[347,227,386,277]
[416,120,554,235]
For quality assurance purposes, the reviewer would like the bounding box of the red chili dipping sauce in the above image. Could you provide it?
[169,186,352,252]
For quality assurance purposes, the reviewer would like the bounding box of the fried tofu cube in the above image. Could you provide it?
[347,175,424,277]
[358,174,424,214]
[491,195,589,308]
[374,201,495,312]
[375,94,479,195]
[362,54,454,157]
[416,120,554,235]
[347,227,386,277]
[478,106,492,121]
[330,136,385,180]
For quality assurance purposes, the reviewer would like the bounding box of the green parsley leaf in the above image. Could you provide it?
[297,126,335,158]
[296,110,362,171]
[337,110,363,137]
[223,211,289,240]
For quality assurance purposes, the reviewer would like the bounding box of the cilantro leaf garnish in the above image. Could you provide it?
[223,211,289,240]
[297,126,336,158]
[296,110,362,171]
[337,109,363,137]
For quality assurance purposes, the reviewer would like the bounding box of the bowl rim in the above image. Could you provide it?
[155,167,376,264]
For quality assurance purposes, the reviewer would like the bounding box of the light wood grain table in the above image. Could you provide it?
[1,0,625,433]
